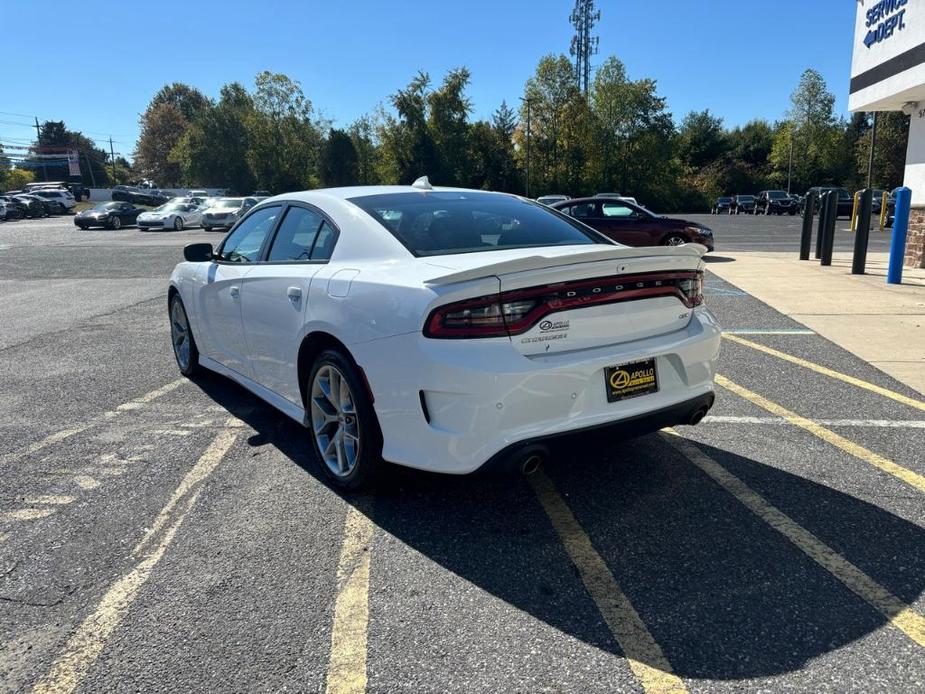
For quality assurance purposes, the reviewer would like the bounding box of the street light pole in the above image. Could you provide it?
[867,112,878,189]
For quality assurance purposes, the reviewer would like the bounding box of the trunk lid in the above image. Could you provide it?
[426,245,705,356]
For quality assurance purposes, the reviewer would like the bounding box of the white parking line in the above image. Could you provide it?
[703,415,925,428]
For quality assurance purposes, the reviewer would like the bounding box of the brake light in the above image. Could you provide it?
[425,271,704,339]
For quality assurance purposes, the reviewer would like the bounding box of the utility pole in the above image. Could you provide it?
[84,151,96,187]
[787,130,794,194]
[867,112,879,189]
[569,0,600,96]
[109,137,117,184]
[520,97,533,198]
[34,116,47,182]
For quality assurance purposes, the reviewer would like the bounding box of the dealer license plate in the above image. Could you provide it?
[605,358,659,403]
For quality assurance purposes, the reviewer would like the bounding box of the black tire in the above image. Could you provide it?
[663,234,687,247]
[306,349,382,491]
[203,226,212,232]
[110,215,121,230]
[173,216,183,231]
[169,294,200,377]
[78,224,88,230]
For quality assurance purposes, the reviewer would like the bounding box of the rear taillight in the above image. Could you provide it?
[425,271,704,339]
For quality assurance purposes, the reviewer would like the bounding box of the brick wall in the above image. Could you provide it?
[908,207,925,269]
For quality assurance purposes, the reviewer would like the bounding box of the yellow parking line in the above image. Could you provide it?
[0,378,188,467]
[715,374,925,494]
[0,508,56,522]
[325,503,374,694]
[722,333,925,413]
[529,470,687,694]
[31,427,238,694]
[663,432,925,648]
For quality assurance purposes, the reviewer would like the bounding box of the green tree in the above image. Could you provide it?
[171,82,255,193]
[135,103,188,185]
[856,112,909,190]
[378,72,441,184]
[2,167,34,191]
[149,83,210,123]
[348,115,381,185]
[677,109,727,169]
[245,71,323,193]
[319,129,359,186]
[427,67,472,186]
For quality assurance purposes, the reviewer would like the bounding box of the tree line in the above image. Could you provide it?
[2,57,910,212]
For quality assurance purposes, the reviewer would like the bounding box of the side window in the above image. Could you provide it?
[219,206,281,263]
[310,220,338,260]
[565,203,595,218]
[601,202,634,218]
[267,206,323,262]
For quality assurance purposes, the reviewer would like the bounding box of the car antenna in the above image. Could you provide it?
[412,176,432,191]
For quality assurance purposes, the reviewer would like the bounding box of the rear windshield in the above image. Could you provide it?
[767,190,789,199]
[348,191,604,257]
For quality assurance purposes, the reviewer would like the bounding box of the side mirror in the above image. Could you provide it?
[184,242,214,262]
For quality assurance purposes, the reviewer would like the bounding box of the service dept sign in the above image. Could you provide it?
[863,0,909,48]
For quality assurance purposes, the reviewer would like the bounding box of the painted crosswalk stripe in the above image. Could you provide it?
[325,503,374,694]
[529,469,687,694]
[31,427,239,694]
[715,374,925,494]
[722,333,925,412]
[664,432,925,648]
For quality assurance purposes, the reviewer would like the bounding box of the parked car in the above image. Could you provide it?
[594,192,622,197]
[0,196,27,220]
[73,201,144,229]
[33,188,76,213]
[168,184,720,489]
[617,196,639,205]
[169,195,207,208]
[551,197,714,250]
[200,197,259,231]
[801,187,854,218]
[137,202,202,231]
[711,197,733,214]
[536,194,570,206]
[755,190,797,215]
[731,194,756,214]
[188,189,209,198]
[24,180,88,201]
[251,190,272,198]
[130,188,171,207]
[14,194,51,218]
[111,185,136,202]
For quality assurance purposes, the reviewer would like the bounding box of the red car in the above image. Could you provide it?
[550,197,714,251]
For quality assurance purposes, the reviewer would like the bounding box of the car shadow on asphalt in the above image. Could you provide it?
[192,371,925,681]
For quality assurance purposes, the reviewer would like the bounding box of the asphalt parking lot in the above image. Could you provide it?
[1,214,924,693]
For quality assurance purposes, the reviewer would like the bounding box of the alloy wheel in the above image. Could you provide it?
[310,365,361,479]
[666,235,686,246]
[170,299,191,370]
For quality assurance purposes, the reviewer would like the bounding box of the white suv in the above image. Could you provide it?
[33,189,76,213]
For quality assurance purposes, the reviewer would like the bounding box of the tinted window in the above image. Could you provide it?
[268,206,323,261]
[219,206,280,263]
[349,192,601,257]
[311,220,338,261]
[601,201,635,217]
[562,202,596,219]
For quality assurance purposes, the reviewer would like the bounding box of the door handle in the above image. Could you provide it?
[229,286,240,299]
[287,286,302,301]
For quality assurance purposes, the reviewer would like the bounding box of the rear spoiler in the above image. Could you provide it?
[424,244,707,286]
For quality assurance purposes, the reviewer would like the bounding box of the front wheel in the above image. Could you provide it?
[203,226,212,232]
[110,216,122,230]
[308,350,382,490]
[663,234,686,247]
[173,216,184,231]
[169,294,200,376]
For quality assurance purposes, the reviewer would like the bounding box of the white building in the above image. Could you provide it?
[850,0,925,266]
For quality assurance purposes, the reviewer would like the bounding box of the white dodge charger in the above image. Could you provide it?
[168,180,721,489]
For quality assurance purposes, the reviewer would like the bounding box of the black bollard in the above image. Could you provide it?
[799,191,817,260]
[820,189,838,266]
[852,188,873,274]
[815,191,829,259]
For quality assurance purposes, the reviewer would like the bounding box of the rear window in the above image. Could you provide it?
[349,191,603,256]
[767,191,789,199]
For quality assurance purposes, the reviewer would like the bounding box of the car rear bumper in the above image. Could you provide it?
[351,306,721,474]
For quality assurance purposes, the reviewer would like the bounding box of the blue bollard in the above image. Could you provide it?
[887,187,912,284]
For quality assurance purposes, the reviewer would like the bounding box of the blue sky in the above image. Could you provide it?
[1,0,855,159]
